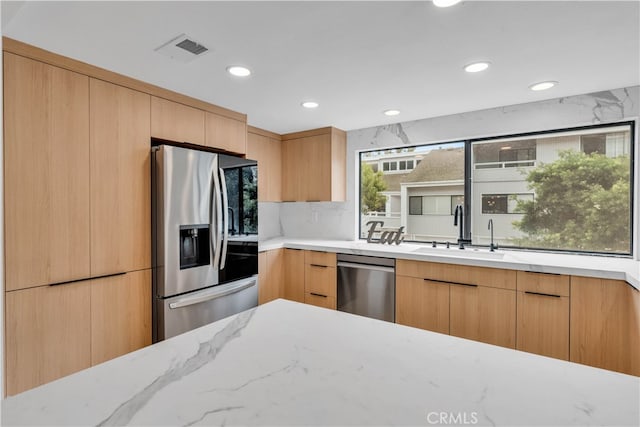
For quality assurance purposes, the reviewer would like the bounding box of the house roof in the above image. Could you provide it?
[381,147,464,191]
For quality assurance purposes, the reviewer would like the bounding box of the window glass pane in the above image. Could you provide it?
[409,196,422,215]
[472,125,632,254]
[360,142,465,242]
[423,196,451,215]
[451,195,464,215]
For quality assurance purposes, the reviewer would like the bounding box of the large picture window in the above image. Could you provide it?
[359,122,634,256]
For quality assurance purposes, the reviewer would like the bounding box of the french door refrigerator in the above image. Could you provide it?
[152,144,258,341]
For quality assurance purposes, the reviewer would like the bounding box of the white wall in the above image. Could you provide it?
[1,10,5,399]
[279,86,640,255]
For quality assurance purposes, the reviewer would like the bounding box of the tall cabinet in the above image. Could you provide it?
[4,53,90,291]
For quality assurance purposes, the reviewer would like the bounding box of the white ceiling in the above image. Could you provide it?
[2,1,639,134]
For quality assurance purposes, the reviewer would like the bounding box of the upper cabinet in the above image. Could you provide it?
[281,127,346,202]
[90,79,151,275]
[205,112,247,155]
[4,53,91,291]
[150,96,205,145]
[247,127,282,202]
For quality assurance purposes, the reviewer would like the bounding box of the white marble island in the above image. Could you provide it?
[2,299,638,426]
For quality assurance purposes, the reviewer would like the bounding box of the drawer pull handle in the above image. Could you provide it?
[525,291,561,298]
[310,292,328,298]
[49,271,126,287]
[451,282,478,288]
[310,264,328,268]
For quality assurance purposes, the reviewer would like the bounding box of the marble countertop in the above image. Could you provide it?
[3,299,638,426]
[259,237,640,290]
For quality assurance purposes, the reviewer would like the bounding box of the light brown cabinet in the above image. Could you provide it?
[90,270,152,365]
[4,53,91,291]
[258,249,284,305]
[449,284,516,348]
[90,79,151,276]
[205,112,247,155]
[304,251,337,309]
[5,282,92,396]
[281,127,346,202]
[247,127,282,202]
[396,276,449,334]
[516,272,570,360]
[396,259,516,349]
[570,276,640,376]
[151,96,205,145]
[283,249,305,303]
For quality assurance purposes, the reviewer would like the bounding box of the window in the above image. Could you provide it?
[423,196,452,215]
[481,194,533,214]
[360,122,634,255]
[409,196,422,215]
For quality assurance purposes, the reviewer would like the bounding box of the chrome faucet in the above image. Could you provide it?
[453,204,465,249]
[488,219,498,252]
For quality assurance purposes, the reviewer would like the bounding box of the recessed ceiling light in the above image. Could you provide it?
[529,81,558,91]
[433,0,462,7]
[464,61,490,73]
[384,109,401,116]
[301,101,319,109]
[227,66,251,77]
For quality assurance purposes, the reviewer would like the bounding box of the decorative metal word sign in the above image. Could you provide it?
[365,220,405,245]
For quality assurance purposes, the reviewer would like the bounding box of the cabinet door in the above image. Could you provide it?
[283,249,305,302]
[90,270,152,365]
[4,53,90,291]
[301,134,332,201]
[150,96,205,145]
[90,79,151,275]
[281,139,304,201]
[205,112,247,154]
[247,131,282,202]
[258,249,284,304]
[570,277,640,376]
[517,291,569,360]
[5,282,92,396]
[450,284,516,348]
[396,276,449,334]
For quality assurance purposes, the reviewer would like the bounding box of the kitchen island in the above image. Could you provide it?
[2,299,638,426]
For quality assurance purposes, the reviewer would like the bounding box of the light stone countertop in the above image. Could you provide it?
[259,237,640,290]
[2,299,638,426]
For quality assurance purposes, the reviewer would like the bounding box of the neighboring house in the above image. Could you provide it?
[361,126,630,245]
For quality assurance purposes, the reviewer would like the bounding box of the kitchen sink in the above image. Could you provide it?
[411,246,505,259]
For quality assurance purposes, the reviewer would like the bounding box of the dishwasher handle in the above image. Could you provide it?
[337,261,395,274]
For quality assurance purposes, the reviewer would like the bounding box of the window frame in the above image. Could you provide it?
[358,120,635,257]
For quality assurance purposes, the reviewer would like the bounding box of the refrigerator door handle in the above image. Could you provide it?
[219,168,229,270]
[168,277,257,309]
[211,162,223,270]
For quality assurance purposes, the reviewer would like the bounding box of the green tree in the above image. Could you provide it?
[513,150,630,252]
[361,163,387,213]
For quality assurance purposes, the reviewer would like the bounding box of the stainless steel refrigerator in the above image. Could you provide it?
[152,144,258,341]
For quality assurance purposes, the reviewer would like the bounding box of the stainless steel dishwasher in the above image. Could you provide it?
[337,254,395,322]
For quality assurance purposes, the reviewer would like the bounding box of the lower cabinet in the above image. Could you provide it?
[283,249,305,303]
[450,284,516,349]
[5,281,92,396]
[516,271,570,360]
[570,276,640,376]
[304,251,337,309]
[396,276,449,334]
[258,249,284,305]
[5,270,152,396]
[90,270,152,365]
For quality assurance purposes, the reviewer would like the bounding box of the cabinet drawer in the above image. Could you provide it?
[304,264,336,297]
[396,259,516,290]
[516,271,570,296]
[304,292,337,310]
[517,291,569,360]
[304,250,336,268]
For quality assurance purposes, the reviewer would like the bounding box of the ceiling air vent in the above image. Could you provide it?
[155,34,210,63]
